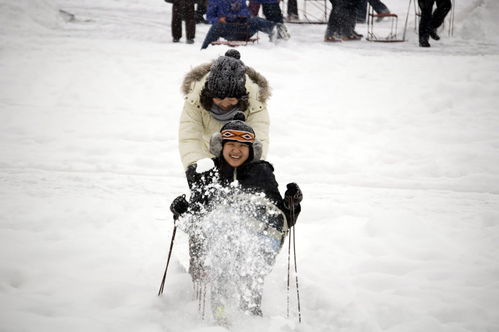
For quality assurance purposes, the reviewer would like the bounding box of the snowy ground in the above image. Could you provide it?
[1,0,499,331]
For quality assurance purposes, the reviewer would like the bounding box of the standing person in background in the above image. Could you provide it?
[167,0,196,43]
[324,0,362,42]
[248,0,285,24]
[178,50,271,170]
[356,0,390,23]
[418,0,452,47]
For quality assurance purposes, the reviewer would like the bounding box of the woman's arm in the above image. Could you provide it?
[179,103,212,169]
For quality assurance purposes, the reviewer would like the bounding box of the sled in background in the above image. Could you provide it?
[211,37,259,47]
[366,4,407,42]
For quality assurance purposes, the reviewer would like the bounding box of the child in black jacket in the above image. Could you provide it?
[170,113,302,320]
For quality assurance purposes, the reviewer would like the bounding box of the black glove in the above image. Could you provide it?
[284,183,302,208]
[170,194,189,219]
[186,158,216,189]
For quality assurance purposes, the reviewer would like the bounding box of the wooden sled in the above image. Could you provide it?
[211,38,259,47]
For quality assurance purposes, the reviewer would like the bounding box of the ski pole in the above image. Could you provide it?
[287,229,292,319]
[290,198,302,323]
[158,221,177,296]
[286,197,302,323]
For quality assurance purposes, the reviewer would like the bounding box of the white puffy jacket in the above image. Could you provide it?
[178,62,271,169]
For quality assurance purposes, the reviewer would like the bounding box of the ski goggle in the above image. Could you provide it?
[221,129,255,144]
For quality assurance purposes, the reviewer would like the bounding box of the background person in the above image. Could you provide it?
[200,0,290,49]
[418,0,452,47]
[167,0,196,43]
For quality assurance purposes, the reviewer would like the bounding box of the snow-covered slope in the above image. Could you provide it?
[1,0,498,331]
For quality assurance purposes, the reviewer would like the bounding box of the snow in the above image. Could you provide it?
[1,0,499,331]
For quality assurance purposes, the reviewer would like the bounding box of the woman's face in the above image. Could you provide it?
[213,97,239,111]
[222,141,250,168]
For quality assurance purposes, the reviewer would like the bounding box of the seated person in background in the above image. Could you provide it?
[201,0,290,49]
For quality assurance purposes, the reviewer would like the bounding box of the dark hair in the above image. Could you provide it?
[199,86,249,112]
[200,49,249,112]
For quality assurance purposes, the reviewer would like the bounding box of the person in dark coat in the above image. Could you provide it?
[418,0,452,47]
[170,113,302,320]
[324,0,362,42]
[169,0,196,43]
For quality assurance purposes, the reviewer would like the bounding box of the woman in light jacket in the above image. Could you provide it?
[178,50,270,169]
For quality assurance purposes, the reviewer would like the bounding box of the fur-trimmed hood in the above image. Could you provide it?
[181,62,271,103]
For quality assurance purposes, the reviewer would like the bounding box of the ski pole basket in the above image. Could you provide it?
[366,4,406,42]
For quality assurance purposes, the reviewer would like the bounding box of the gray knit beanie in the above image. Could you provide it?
[205,50,247,99]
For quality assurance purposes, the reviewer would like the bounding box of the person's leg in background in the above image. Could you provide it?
[418,0,434,47]
[325,0,338,40]
[171,1,182,42]
[201,22,226,48]
[184,0,196,43]
[356,0,368,23]
[262,2,284,23]
[287,0,299,20]
[248,16,276,36]
[430,0,452,37]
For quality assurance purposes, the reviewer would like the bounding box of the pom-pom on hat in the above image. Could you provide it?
[209,112,262,162]
[205,50,247,99]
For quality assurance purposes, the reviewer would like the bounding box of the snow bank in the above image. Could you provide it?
[0,0,62,36]
[457,0,499,42]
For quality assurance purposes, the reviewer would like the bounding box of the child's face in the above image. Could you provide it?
[222,141,250,168]
[213,97,239,111]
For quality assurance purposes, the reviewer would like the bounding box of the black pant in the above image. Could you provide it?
[326,0,357,37]
[287,0,298,17]
[418,0,452,39]
[262,2,284,23]
[195,0,207,21]
[172,0,196,40]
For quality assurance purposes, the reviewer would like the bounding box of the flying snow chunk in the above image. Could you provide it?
[197,158,215,173]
